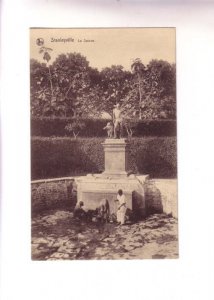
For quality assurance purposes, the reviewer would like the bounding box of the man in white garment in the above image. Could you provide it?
[115,189,126,225]
[113,103,123,138]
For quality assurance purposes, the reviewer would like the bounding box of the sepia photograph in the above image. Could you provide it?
[2,1,214,299]
[30,28,177,260]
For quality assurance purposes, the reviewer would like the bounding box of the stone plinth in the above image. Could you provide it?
[102,138,129,177]
[76,138,149,218]
[76,174,149,217]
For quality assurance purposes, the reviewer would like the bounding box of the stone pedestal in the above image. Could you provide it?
[102,139,129,177]
[76,138,149,218]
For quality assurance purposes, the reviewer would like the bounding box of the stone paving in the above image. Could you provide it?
[32,210,178,260]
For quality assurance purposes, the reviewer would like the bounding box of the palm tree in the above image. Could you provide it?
[38,46,54,99]
[131,58,145,119]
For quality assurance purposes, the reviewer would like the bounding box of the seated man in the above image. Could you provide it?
[96,199,110,223]
[73,201,87,220]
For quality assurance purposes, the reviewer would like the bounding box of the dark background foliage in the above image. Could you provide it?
[31,117,176,137]
[31,137,177,180]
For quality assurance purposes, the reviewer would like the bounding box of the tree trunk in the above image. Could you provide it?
[48,65,54,97]
[138,74,142,119]
[73,131,79,139]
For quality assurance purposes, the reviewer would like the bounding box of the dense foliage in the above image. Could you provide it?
[31,137,177,180]
[31,117,176,137]
[31,51,176,120]
[31,46,177,181]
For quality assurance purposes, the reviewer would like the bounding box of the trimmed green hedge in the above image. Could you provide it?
[31,137,177,180]
[31,117,176,137]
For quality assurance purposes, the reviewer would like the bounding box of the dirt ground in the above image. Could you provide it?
[31,210,178,260]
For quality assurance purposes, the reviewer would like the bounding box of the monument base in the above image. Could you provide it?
[76,173,149,217]
[102,138,129,176]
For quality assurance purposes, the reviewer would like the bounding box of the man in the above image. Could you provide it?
[115,189,126,225]
[113,103,123,138]
[96,199,110,223]
[73,201,87,220]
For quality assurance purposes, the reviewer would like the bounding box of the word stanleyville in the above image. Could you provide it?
[51,37,95,43]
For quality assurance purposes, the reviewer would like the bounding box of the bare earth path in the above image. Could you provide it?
[32,210,178,260]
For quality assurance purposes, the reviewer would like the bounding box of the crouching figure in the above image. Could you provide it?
[73,201,87,220]
[96,198,110,223]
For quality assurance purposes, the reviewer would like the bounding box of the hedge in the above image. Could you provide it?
[31,137,177,180]
[31,117,176,137]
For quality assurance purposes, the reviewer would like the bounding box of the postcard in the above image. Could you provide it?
[30,27,178,260]
[1,1,214,299]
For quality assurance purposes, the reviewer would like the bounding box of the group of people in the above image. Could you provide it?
[74,189,127,226]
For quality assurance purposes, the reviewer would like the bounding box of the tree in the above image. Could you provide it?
[99,65,132,117]
[50,53,91,117]
[65,119,86,139]
[123,118,138,139]
[31,53,101,117]
[38,45,54,97]
[145,60,176,119]
[127,59,176,120]
[131,58,146,119]
[31,40,65,117]
[30,59,51,116]
[30,52,176,120]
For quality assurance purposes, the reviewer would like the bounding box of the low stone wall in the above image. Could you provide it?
[31,177,178,218]
[31,177,77,215]
[145,179,178,218]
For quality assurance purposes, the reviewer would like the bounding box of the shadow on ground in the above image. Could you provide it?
[32,210,178,260]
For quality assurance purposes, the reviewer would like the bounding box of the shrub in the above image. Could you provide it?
[65,119,86,138]
[128,137,177,177]
[31,117,176,137]
[31,137,177,180]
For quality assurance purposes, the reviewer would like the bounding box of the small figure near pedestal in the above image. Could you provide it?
[103,122,114,138]
[96,198,110,223]
[73,201,87,220]
[113,103,123,138]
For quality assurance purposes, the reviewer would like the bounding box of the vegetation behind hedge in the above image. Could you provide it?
[31,117,176,137]
[31,137,177,180]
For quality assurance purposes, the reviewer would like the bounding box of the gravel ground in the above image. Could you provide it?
[32,210,178,260]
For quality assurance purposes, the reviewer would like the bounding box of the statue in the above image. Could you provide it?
[113,103,123,138]
[103,122,114,138]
